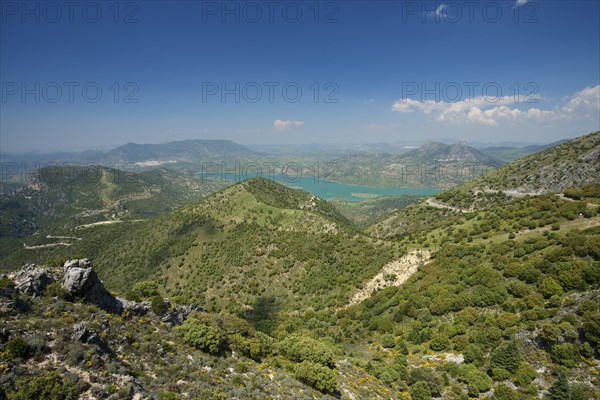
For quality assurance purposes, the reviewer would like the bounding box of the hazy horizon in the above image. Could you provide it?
[0,134,580,156]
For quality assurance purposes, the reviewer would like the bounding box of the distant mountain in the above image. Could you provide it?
[331,140,503,188]
[479,139,570,163]
[104,139,256,164]
[401,140,500,165]
[1,140,256,187]
[367,132,600,241]
[371,130,600,224]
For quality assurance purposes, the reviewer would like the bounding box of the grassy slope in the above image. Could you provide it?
[39,178,404,316]
[335,134,600,398]
[439,131,600,210]
[0,166,227,265]
[330,196,424,228]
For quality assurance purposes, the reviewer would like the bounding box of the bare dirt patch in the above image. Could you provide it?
[342,249,431,309]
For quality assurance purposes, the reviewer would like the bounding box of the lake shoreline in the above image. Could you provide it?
[202,175,440,202]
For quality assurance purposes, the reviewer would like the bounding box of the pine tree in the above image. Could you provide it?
[491,340,521,374]
[547,371,571,400]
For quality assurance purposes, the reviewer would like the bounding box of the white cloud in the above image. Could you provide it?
[273,119,304,130]
[433,3,447,17]
[391,85,599,127]
[511,0,529,11]
[561,85,600,117]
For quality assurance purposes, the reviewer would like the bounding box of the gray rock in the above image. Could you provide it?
[62,259,123,314]
[100,314,109,330]
[119,298,150,316]
[161,302,203,326]
[73,322,104,347]
[14,264,55,296]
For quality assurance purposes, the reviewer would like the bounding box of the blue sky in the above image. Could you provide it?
[1,0,599,152]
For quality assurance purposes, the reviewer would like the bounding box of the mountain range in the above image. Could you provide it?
[2,137,566,190]
[330,140,503,188]
[0,131,598,399]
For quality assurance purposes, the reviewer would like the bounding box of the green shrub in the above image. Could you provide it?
[409,381,432,400]
[229,334,264,360]
[582,311,600,345]
[550,343,579,367]
[493,383,521,400]
[279,334,334,366]
[177,318,225,354]
[125,290,141,302]
[381,334,396,348]
[5,337,29,359]
[25,335,46,359]
[6,370,84,400]
[457,364,493,395]
[254,331,274,355]
[132,281,159,298]
[463,343,485,365]
[540,277,563,298]
[492,367,511,381]
[45,257,66,269]
[407,368,444,397]
[571,383,593,400]
[44,282,67,299]
[429,333,450,351]
[158,392,179,400]
[397,340,409,355]
[151,296,168,316]
[0,277,13,288]
[294,361,337,393]
[514,362,537,386]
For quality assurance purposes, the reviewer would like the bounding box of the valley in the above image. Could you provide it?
[3,3,599,398]
[1,131,599,399]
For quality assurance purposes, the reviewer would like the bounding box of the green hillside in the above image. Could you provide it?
[0,165,227,264]
[331,195,424,227]
[42,178,403,317]
[434,131,600,210]
[475,131,599,194]
[2,133,600,399]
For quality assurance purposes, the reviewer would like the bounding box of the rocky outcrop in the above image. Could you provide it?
[62,259,123,314]
[161,302,203,327]
[7,259,201,321]
[120,299,151,316]
[73,322,104,347]
[14,264,55,296]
